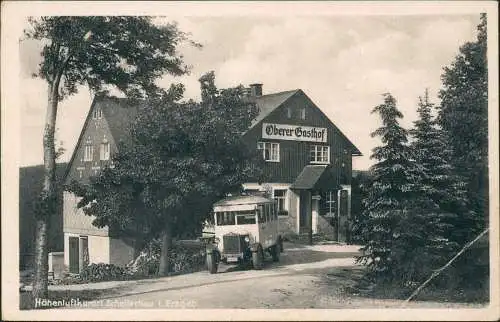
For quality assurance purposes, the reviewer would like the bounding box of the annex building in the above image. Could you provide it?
[63,84,361,273]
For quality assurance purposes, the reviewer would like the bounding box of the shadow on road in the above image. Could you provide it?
[218,242,360,272]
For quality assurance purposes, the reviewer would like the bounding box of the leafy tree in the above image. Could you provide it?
[67,72,264,275]
[357,93,423,282]
[437,14,488,233]
[24,16,191,299]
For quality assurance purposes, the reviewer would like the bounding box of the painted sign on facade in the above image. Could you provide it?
[262,123,327,143]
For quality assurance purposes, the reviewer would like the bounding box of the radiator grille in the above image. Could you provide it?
[223,234,242,254]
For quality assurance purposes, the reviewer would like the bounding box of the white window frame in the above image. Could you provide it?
[93,108,102,119]
[325,191,336,214]
[257,142,280,162]
[273,189,287,213]
[83,144,94,162]
[100,142,110,161]
[310,145,330,164]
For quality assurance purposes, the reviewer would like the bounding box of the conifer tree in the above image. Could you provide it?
[410,90,471,246]
[437,14,488,233]
[389,90,470,284]
[357,93,423,282]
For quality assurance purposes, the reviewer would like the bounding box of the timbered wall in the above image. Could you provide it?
[243,91,353,185]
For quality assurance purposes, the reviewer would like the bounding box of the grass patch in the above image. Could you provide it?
[340,266,489,304]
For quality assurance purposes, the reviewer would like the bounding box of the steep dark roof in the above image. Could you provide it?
[290,165,328,190]
[250,90,299,128]
[100,97,140,145]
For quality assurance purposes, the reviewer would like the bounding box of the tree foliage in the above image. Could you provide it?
[25,16,191,100]
[357,93,461,284]
[357,93,423,281]
[410,90,473,246]
[24,16,192,299]
[67,72,264,274]
[437,13,488,229]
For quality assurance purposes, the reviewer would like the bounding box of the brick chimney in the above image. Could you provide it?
[249,83,263,97]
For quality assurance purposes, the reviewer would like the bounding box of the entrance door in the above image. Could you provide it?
[338,190,349,242]
[69,237,79,273]
[299,191,310,233]
[80,236,89,268]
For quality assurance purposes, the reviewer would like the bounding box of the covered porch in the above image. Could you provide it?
[290,165,351,243]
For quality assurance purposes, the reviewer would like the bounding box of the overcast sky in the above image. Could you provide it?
[19,14,481,170]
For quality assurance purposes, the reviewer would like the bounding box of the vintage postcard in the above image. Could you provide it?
[2,1,499,321]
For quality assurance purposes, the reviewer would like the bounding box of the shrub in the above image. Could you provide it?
[168,246,206,273]
[79,263,126,282]
[126,239,207,277]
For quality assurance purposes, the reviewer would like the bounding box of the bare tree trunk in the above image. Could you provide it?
[158,222,173,276]
[32,84,58,302]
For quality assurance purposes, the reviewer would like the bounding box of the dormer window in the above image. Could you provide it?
[300,107,306,120]
[93,107,102,119]
[286,107,292,119]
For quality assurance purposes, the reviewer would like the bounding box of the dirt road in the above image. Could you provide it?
[44,242,484,309]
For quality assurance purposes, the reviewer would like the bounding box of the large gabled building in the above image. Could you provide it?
[241,84,361,240]
[63,84,361,272]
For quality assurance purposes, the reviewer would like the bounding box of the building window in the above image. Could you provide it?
[257,142,280,162]
[325,191,336,213]
[286,107,292,118]
[245,189,261,196]
[93,108,102,119]
[300,107,306,120]
[310,145,330,164]
[84,144,93,162]
[321,191,336,216]
[100,142,110,160]
[273,189,286,213]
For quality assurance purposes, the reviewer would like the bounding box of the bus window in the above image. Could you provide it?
[257,205,265,223]
[236,211,256,225]
[216,211,235,225]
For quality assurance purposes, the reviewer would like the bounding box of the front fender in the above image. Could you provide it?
[250,242,261,252]
[206,243,219,254]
